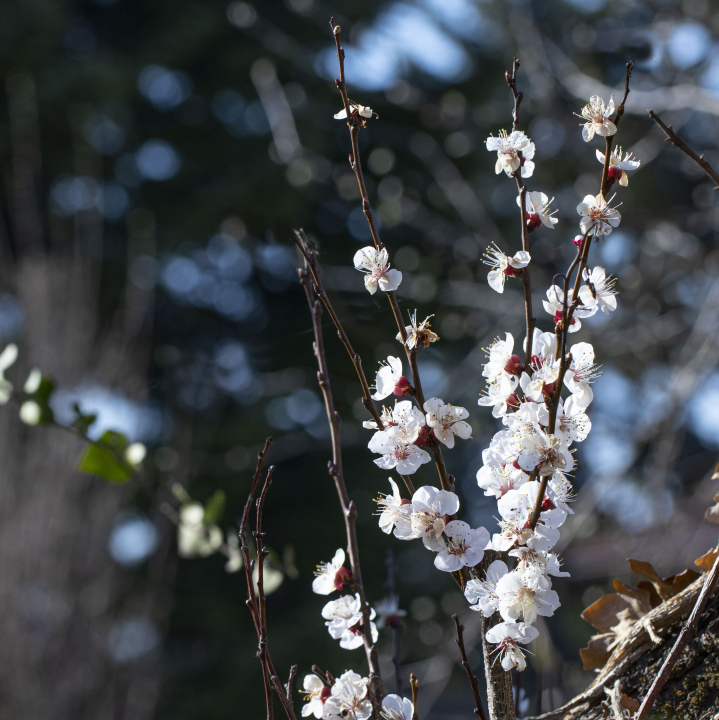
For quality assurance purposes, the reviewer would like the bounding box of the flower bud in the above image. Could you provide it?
[320,686,332,702]
[413,426,429,447]
[504,354,522,376]
[526,212,542,233]
[573,235,584,247]
[607,166,623,184]
[333,566,352,591]
[506,392,520,410]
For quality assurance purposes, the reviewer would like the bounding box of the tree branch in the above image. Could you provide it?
[453,614,489,720]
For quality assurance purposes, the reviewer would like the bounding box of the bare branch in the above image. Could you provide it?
[410,673,420,720]
[648,109,719,189]
[505,57,523,131]
[453,615,489,720]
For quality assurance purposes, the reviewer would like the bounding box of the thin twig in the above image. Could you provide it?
[329,21,452,494]
[600,61,634,196]
[648,109,719,189]
[505,57,523,131]
[410,673,420,720]
[298,250,386,712]
[385,550,403,694]
[634,552,719,720]
[453,615,489,720]
[285,665,298,702]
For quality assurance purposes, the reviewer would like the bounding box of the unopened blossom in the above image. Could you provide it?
[496,567,560,625]
[579,266,617,314]
[324,671,372,720]
[597,146,641,187]
[334,103,374,120]
[374,595,407,629]
[482,243,531,293]
[0,343,18,404]
[372,356,405,400]
[409,486,460,551]
[465,559,508,616]
[434,521,490,572]
[579,95,616,142]
[380,694,413,720]
[313,548,352,595]
[519,191,558,232]
[518,432,571,476]
[542,284,596,333]
[423,398,472,449]
[353,247,402,294]
[478,374,520,418]
[577,193,621,237]
[376,478,412,538]
[322,594,378,650]
[486,621,539,671]
[563,342,600,409]
[398,310,439,349]
[483,333,521,383]
[301,675,331,718]
[486,129,536,178]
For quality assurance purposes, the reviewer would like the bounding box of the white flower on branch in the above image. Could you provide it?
[397,310,439,349]
[542,284,597,333]
[520,359,560,403]
[483,332,521,384]
[518,431,572,477]
[482,243,531,294]
[486,129,536,178]
[0,343,18,404]
[322,594,378,650]
[554,397,591,445]
[380,693,414,720]
[510,547,570,579]
[301,674,331,718]
[579,266,618,314]
[334,103,374,120]
[324,670,373,720]
[548,471,576,515]
[465,559,508,616]
[597,146,640,186]
[312,548,351,595]
[353,247,402,294]
[476,461,527,499]
[564,342,601,409]
[519,191,558,232]
[577,193,621,237]
[372,356,406,400]
[375,478,411,538]
[579,95,616,142]
[478,374,520,418]
[495,567,560,625]
[434,520,490,572]
[408,485,460,551]
[369,433,431,474]
[374,595,407,629]
[485,621,538,671]
[423,397,472,448]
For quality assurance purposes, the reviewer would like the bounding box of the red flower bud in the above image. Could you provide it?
[400,497,412,506]
[503,265,520,277]
[541,496,556,511]
[320,687,332,702]
[608,166,623,183]
[526,212,542,233]
[413,426,430,447]
[506,392,520,410]
[333,566,352,592]
[504,354,522,376]
[393,375,415,397]
[573,235,584,247]
[541,381,557,397]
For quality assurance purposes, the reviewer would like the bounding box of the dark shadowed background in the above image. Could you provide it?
[1,0,718,718]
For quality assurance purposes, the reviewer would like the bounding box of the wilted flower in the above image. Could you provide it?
[398,311,439,349]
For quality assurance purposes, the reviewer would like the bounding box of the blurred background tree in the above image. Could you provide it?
[1,0,718,718]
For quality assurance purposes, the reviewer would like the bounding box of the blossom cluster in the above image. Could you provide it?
[469,94,639,670]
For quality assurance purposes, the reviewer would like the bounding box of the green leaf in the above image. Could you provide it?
[78,430,133,483]
[203,489,226,524]
[72,402,98,436]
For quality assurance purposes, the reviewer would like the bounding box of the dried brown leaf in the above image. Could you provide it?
[635,580,663,608]
[619,694,640,712]
[627,558,675,600]
[668,568,700,594]
[580,634,613,671]
[705,503,719,525]
[612,579,654,614]
[695,547,719,572]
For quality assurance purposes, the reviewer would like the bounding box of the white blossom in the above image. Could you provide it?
[519,191,558,231]
[518,432,572,477]
[301,675,330,718]
[495,567,560,625]
[464,559,508,616]
[423,398,472,449]
[577,193,621,237]
[477,462,526,498]
[0,343,18,404]
[579,95,616,142]
[486,130,536,178]
[434,521,490,572]
[564,342,600,409]
[510,547,570,578]
[542,284,597,333]
[409,486,460,551]
[312,548,350,595]
[322,594,378,650]
[482,243,531,293]
[372,356,404,400]
[579,266,617,314]
[596,146,640,186]
[334,103,373,120]
[486,621,539,671]
[369,431,432,475]
[398,311,438,349]
[483,333,521,383]
[478,374,519,418]
[376,478,412,538]
[554,397,591,445]
[324,671,372,720]
[353,247,402,294]
[380,694,414,720]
